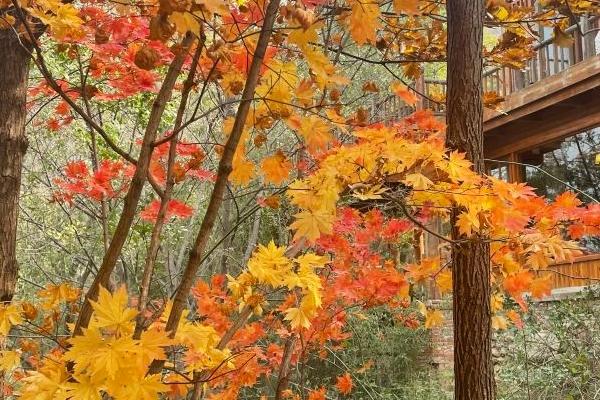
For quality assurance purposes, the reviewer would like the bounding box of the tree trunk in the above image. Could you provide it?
[0,28,30,302]
[446,1,495,399]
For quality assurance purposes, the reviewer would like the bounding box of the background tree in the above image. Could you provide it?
[0,12,32,302]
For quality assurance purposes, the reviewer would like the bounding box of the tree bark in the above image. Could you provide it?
[446,1,495,399]
[0,28,30,302]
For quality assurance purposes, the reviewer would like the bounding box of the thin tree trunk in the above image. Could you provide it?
[446,1,495,399]
[133,42,203,338]
[157,0,281,348]
[73,33,195,337]
[0,28,30,302]
[274,335,298,400]
[243,207,262,264]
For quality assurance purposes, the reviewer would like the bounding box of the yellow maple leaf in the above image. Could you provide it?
[491,293,504,313]
[425,309,444,329]
[20,358,69,400]
[492,315,508,330]
[64,373,103,400]
[92,337,138,380]
[284,306,312,330]
[66,328,136,380]
[435,270,452,294]
[492,6,509,21]
[109,373,168,400]
[286,115,333,154]
[29,0,84,40]
[137,327,174,364]
[404,172,433,190]
[230,153,256,186]
[295,253,328,270]
[287,21,323,50]
[0,350,21,372]
[89,286,137,336]
[290,209,334,243]
[303,47,349,89]
[346,0,381,45]
[0,303,23,336]
[261,150,292,185]
[456,208,480,236]
[443,151,472,181]
[38,283,80,310]
[256,60,299,114]
[247,241,292,286]
[497,253,520,276]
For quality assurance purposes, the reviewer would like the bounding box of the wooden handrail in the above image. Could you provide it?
[421,15,599,102]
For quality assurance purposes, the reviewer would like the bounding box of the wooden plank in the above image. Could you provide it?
[537,255,600,290]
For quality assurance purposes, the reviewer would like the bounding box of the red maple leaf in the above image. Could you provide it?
[140,199,193,222]
[64,161,89,179]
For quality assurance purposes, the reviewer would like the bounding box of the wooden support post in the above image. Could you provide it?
[507,153,523,183]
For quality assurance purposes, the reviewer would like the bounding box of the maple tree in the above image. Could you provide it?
[1,0,600,398]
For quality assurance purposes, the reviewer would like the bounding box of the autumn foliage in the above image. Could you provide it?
[1,0,600,398]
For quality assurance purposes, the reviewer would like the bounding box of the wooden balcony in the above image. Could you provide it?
[483,55,600,161]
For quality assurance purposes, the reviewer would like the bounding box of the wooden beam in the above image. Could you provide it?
[485,90,600,159]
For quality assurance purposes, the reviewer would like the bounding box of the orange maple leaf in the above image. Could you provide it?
[335,373,354,395]
[506,309,524,329]
[261,150,291,185]
[530,274,552,299]
[393,0,419,15]
[307,387,326,400]
[554,191,582,209]
[503,270,533,298]
[390,81,417,106]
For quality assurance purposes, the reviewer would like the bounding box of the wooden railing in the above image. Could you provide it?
[369,15,599,127]
[482,17,599,98]
[368,94,415,124]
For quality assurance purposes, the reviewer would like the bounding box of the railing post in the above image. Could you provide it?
[416,72,425,111]
[582,15,596,59]
[538,18,548,79]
